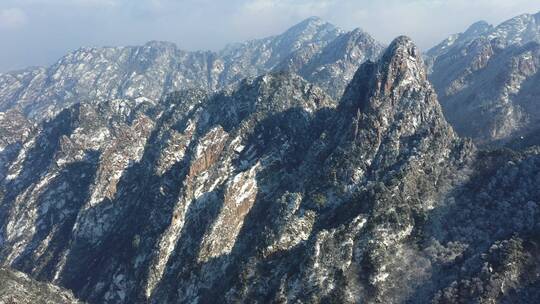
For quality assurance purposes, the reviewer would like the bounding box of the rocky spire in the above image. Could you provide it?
[322,36,474,209]
[372,36,427,97]
[343,36,451,143]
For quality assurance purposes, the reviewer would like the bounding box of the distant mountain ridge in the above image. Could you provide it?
[0,17,383,121]
[428,11,540,146]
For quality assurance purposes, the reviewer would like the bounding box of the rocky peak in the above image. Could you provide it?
[294,37,473,303]
[464,20,493,35]
[274,25,384,100]
[376,36,426,95]
[426,21,492,60]
[282,16,339,39]
[427,12,540,61]
[298,16,324,24]
[345,36,429,113]
[221,16,341,59]
[487,11,540,45]
[428,11,540,146]
[336,36,463,186]
[347,27,377,42]
[328,28,383,60]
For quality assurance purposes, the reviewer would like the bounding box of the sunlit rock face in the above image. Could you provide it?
[1,29,540,304]
[428,11,540,147]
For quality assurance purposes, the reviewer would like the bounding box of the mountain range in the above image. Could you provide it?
[0,12,540,304]
[0,17,383,121]
[427,11,540,146]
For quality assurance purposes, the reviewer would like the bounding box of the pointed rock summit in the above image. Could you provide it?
[285,16,333,33]
[344,36,435,118]
[463,20,493,36]
[302,36,474,304]
[335,36,467,182]
[376,36,427,95]
[383,35,419,58]
[361,37,454,142]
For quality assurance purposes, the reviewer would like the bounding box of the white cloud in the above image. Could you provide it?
[0,8,28,29]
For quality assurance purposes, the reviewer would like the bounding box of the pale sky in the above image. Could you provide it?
[1,0,540,72]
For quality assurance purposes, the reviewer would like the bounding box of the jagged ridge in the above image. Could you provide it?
[428,11,540,146]
[0,18,383,121]
[0,33,539,304]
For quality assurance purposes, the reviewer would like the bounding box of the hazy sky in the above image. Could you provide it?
[1,0,540,72]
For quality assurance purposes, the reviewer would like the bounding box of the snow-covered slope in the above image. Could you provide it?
[0,17,383,121]
[428,11,540,146]
[2,36,540,303]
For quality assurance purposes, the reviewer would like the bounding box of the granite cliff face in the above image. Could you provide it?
[1,34,539,304]
[0,17,383,121]
[428,11,540,146]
